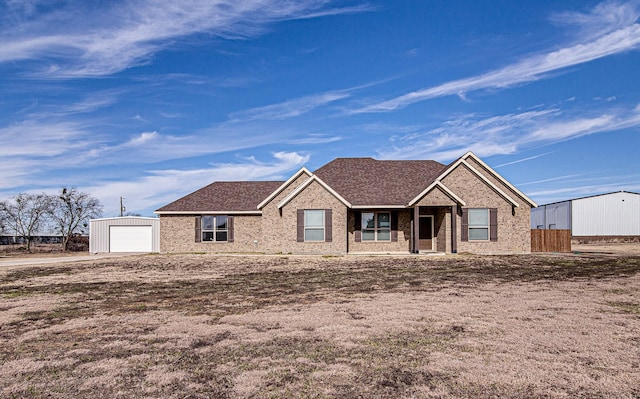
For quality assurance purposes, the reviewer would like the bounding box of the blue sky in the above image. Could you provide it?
[1,0,639,217]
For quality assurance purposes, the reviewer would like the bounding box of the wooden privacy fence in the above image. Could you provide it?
[531,229,572,253]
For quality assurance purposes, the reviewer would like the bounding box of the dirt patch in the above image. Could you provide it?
[1,253,639,398]
[572,242,640,256]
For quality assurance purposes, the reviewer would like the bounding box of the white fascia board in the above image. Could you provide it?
[408,181,466,207]
[154,211,262,215]
[351,205,407,209]
[277,175,352,209]
[435,151,537,208]
[464,152,537,207]
[256,167,313,210]
[460,159,520,207]
[91,216,158,221]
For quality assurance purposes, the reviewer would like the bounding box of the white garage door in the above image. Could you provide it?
[109,226,153,252]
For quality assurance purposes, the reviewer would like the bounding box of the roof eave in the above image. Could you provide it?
[408,181,467,207]
[277,175,352,209]
[256,167,312,209]
[435,152,538,208]
[155,210,262,215]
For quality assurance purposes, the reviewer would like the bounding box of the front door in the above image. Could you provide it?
[419,215,434,251]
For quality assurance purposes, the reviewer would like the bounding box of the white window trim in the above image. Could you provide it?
[202,215,228,242]
[362,212,391,242]
[304,210,325,242]
[468,208,489,241]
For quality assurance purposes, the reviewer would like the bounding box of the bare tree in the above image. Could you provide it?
[0,193,53,252]
[0,207,7,236]
[50,188,103,251]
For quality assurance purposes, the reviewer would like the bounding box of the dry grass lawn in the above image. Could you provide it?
[1,251,640,398]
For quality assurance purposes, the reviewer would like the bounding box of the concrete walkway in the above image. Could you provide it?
[0,253,145,267]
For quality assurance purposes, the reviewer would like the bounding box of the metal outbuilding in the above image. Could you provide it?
[89,217,160,253]
[531,191,640,238]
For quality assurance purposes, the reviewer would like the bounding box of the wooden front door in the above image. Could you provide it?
[419,215,434,251]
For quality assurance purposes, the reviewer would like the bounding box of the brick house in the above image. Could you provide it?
[155,152,537,254]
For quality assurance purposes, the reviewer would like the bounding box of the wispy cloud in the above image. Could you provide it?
[378,103,640,161]
[494,152,555,168]
[286,134,342,145]
[84,151,309,216]
[0,0,372,78]
[528,178,640,203]
[0,120,94,157]
[354,1,640,113]
[229,91,351,121]
[517,172,591,186]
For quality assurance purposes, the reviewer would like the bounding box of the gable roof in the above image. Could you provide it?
[256,167,312,210]
[432,152,537,208]
[155,181,283,214]
[313,158,447,207]
[277,174,352,209]
[156,152,536,214]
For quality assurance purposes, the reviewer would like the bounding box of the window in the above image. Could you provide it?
[304,210,325,241]
[468,209,489,241]
[362,212,391,241]
[202,215,228,242]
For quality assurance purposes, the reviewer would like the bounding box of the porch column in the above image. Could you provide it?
[413,206,420,253]
[451,205,457,254]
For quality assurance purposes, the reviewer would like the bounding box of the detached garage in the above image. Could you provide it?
[531,191,640,240]
[90,217,160,253]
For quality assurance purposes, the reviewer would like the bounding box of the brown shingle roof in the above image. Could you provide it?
[156,181,283,213]
[313,158,447,206]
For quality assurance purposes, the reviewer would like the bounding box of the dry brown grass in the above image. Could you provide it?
[1,253,640,398]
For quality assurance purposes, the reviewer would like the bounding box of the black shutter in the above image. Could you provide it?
[297,209,305,242]
[354,211,362,242]
[228,216,234,243]
[461,209,468,242]
[391,211,398,242]
[325,209,332,242]
[195,216,201,243]
[489,208,498,242]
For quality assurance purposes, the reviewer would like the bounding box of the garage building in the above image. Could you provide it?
[89,216,160,253]
[531,191,640,240]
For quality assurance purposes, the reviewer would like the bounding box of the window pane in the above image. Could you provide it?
[362,213,375,229]
[469,227,488,240]
[305,228,324,241]
[216,216,227,230]
[216,231,228,242]
[202,216,214,230]
[468,209,488,226]
[377,229,390,241]
[305,210,324,228]
[377,213,390,228]
[202,231,214,241]
[362,230,375,241]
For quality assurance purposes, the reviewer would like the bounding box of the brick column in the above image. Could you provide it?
[414,206,420,253]
[451,205,457,254]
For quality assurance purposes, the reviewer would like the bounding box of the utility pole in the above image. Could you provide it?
[120,197,126,217]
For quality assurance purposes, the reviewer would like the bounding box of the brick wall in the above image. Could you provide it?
[277,180,348,254]
[415,186,456,253]
[159,156,532,255]
[260,173,311,253]
[159,214,262,253]
[442,162,531,254]
[347,210,412,253]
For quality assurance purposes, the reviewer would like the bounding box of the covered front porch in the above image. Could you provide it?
[410,205,458,254]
